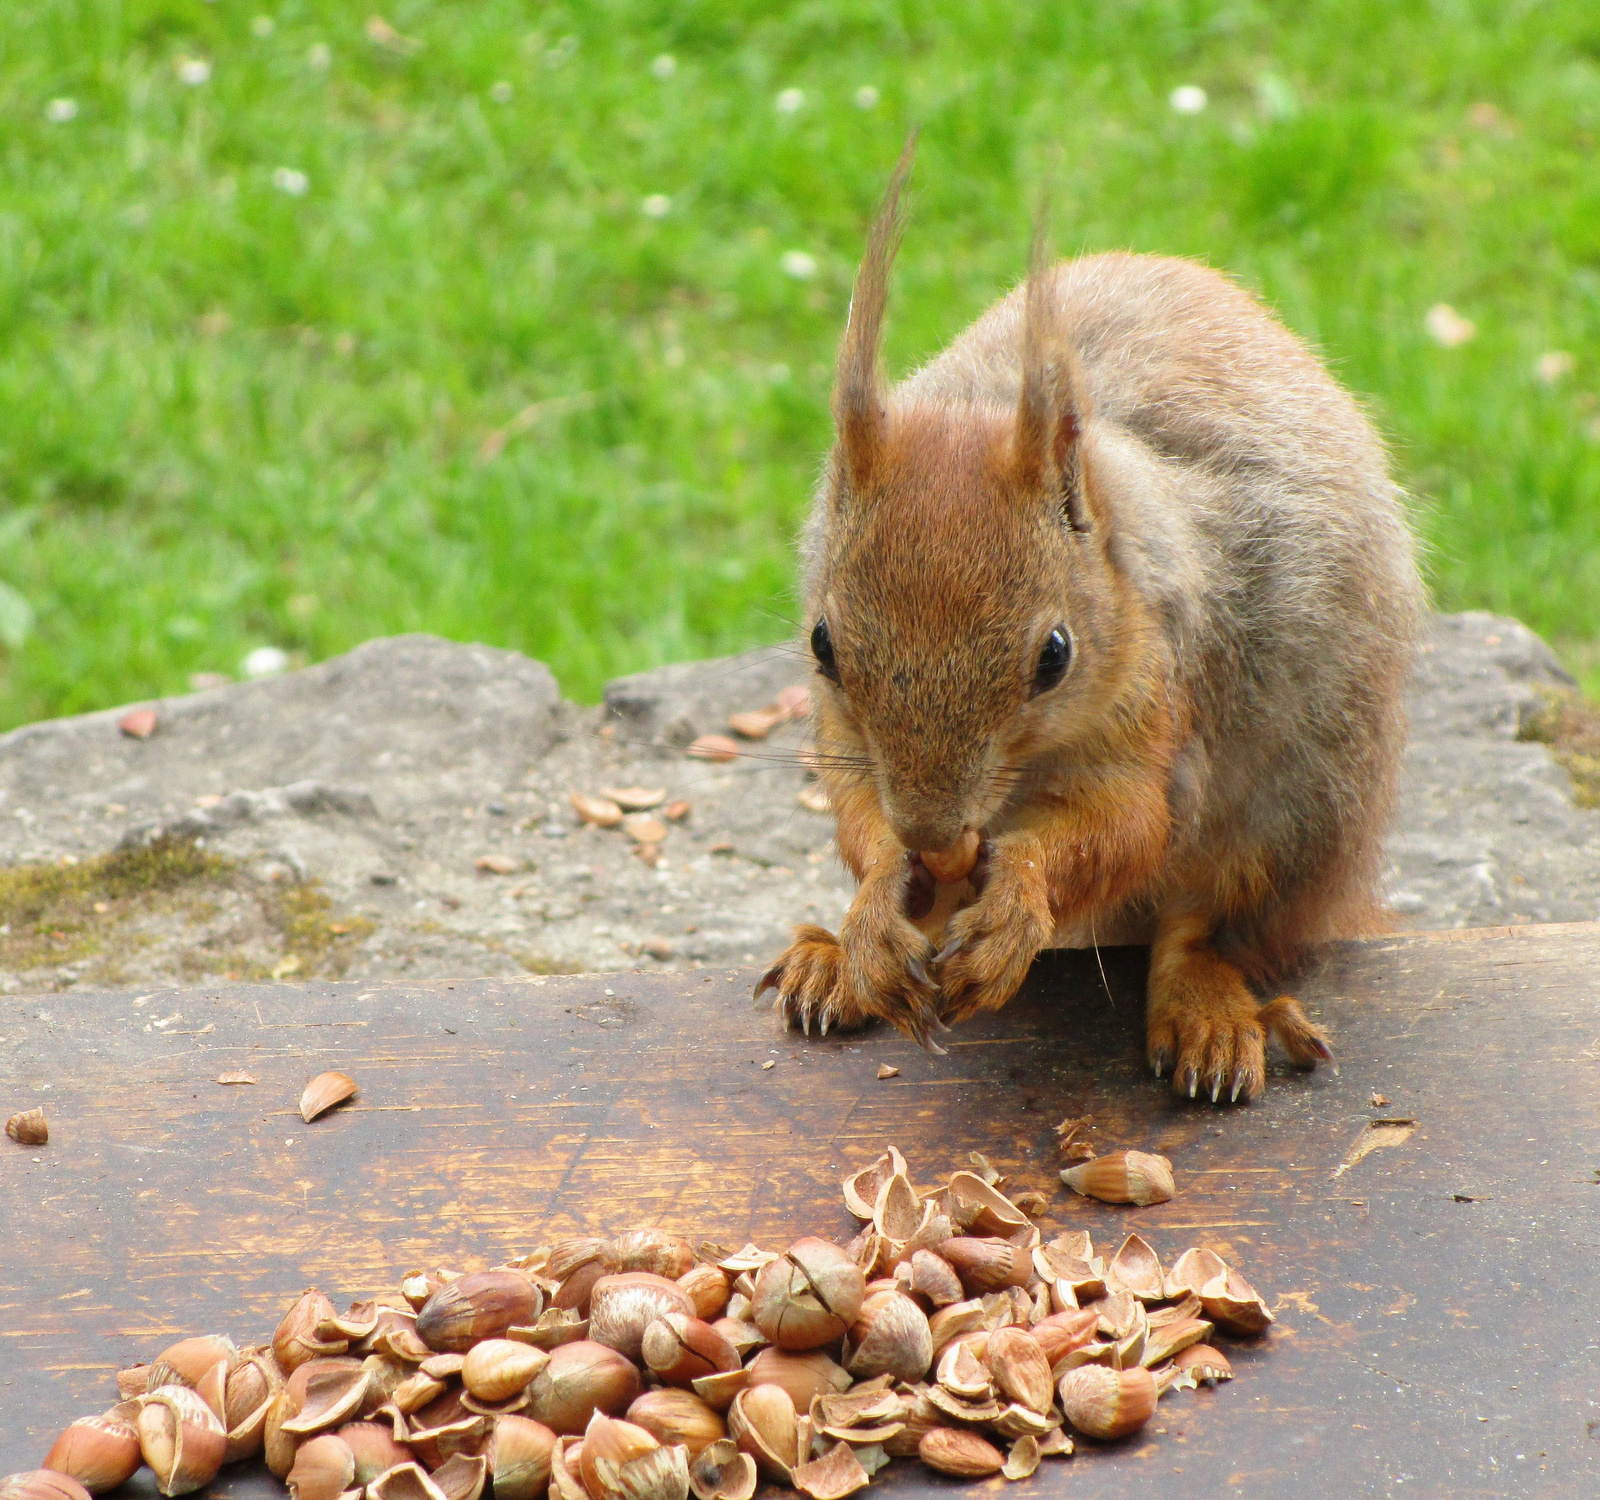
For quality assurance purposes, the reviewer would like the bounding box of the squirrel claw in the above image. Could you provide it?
[933,936,964,966]
[1149,1048,1171,1080]
[753,966,782,1005]
[907,955,931,989]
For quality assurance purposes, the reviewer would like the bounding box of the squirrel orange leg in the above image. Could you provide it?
[936,834,1054,1024]
[755,853,943,1048]
[1145,912,1332,1103]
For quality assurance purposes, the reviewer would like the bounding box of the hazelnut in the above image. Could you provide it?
[743,1348,851,1409]
[587,1273,695,1362]
[751,1239,864,1350]
[605,1229,697,1280]
[845,1291,932,1383]
[627,1389,726,1457]
[641,1314,741,1388]
[416,1270,542,1352]
[461,1338,548,1403]
[527,1339,643,1434]
[40,1415,141,1493]
[1057,1364,1157,1440]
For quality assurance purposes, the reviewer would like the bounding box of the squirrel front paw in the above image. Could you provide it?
[756,913,943,1050]
[935,842,1053,1024]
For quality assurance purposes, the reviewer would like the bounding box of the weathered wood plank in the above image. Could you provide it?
[2,924,1598,1495]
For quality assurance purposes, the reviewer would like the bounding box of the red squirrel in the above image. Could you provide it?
[757,144,1424,1103]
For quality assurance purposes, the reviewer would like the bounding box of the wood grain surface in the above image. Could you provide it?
[2,924,1598,1496]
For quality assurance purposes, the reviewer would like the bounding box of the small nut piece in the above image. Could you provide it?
[917,1428,1005,1478]
[917,828,980,885]
[5,1108,47,1146]
[688,1439,757,1500]
[678,1264,731,1321]
[1059,1150,1175,1206]
[298,1071,357,1123]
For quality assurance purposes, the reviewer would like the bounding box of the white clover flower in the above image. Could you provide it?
[779,250,817,279]
[272,166,310,197]
[640,194,672,219]
[242,646,289,678]
[650,53,677,79]
[177,57,212,86]
[774,87,804,115]
[251,16,275,37]
[307,42,331,70]
[489,80,513,103]
[853,85,880,110]
[45,98,79,123]
[1169,84,1207,115]
[1424,303,1475,348]
[1534,350,1574,384]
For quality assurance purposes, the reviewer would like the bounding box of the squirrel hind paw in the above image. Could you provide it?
[1258,994,1333,1069]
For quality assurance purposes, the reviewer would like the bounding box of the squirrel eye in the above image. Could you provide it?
[811,617,839,682]
[1033,626,1072,694]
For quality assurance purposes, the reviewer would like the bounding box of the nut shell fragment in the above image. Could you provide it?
[1059,1150,1174,1206]
[299,1071,358,1123]
[1001,1435,1041,1481]
[687,735,741,763]
[5,1108,47,1146]
[136,1386,228,1496]
[571,792,625,827]
[687,1440,756,1500]
[792,1442,870,1500]
[1173,1343,1234,1385]
[486,1415,559,1500]
[285,1433,356,1500]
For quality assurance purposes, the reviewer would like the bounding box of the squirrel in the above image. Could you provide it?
[756,143,1424,1103]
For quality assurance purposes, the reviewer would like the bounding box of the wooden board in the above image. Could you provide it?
[2,923,1598,1495]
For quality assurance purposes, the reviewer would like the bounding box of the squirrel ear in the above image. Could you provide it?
[1014,208,1092,533]
[833,131,917,489]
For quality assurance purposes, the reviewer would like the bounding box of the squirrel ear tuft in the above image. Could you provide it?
[833,131,917,488]
[1015,204,1092,533]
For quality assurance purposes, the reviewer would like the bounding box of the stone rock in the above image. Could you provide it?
[0,614,1595,995]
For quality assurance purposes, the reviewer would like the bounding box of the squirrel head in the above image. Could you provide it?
[805,142,1135,859]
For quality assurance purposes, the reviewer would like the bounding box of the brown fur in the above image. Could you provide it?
[756,155,1425,1102]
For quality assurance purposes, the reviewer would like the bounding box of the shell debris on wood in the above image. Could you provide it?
[299,1071,358,1123]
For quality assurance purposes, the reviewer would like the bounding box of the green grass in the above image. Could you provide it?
[2,0,1599,729]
